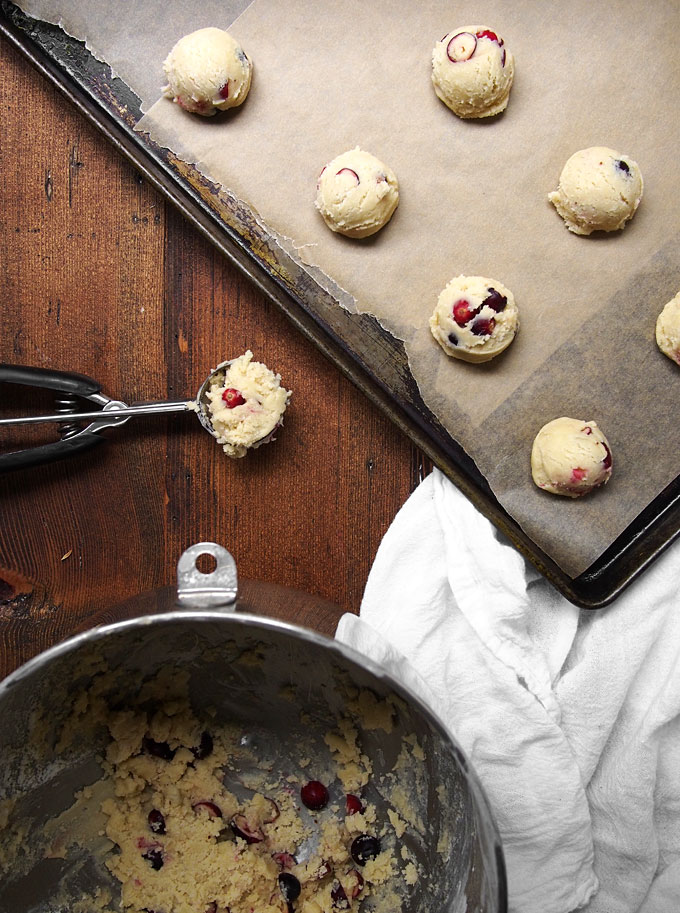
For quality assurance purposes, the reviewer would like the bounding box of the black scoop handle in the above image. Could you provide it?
[0,433,104,473]
[0,364,104,472]
[0,364,101,395]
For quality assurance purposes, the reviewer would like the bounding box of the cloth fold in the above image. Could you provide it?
[335,469,680,913]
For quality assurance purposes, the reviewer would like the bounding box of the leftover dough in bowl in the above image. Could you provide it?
[548,146,643,235]
[429,275,519,363]
[315,148,399,238]
[163,27,253,116]
[531,417,613,497]
[206,350,291,458]
[431,27,514,118]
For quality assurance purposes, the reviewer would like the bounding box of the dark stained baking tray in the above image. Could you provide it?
[2,0,679,609]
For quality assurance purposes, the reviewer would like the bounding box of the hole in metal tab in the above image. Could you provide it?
[196,553,218,575]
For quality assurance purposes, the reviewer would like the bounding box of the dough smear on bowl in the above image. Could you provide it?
[206,350,290,458]
[163,27,253,116]
[431,27,514,118]
[656,290,680,366]
[315,148,399,238]
[548,146,643,235]
[429,275,519,363]
[531,417,613,497]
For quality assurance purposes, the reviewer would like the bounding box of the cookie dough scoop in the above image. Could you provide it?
[0,354,290,471]
[162,27,253,115]
[549,147,643,235]
[531,417,613,497]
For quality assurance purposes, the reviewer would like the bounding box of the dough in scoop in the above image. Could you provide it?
[163,27,253,116]
[531,417,613,497]
[431,27,514,118]
[429,275,519,363]
[206,351,290,458]
[548,146,643,235]
[656,290,680,366]
[315,148,399,238]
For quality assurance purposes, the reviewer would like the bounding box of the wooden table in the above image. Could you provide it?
[0,39,429,679]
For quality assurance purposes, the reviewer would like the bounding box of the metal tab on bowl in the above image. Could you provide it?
[176,542,238,610]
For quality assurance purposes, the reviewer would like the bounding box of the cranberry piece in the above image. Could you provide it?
[142,737,176,761]
[476,29,500,43]
[222,388,245,408]
[483,288,507,312]
[331,881,350,910]
[300,780,329,810]
[219,81,229,100]
[447,332,458,347]
[471,317,496,337]
[602,442,613,469]
[571,468,587,482]
[278,872,301,903]
[446,31,477,62]
[350,834,380,866]
[142,848,164,870]
[501,48,506,67]
[615,159,630,175]
[582,426,593,435]
[192,801,223,818]
[345,794,363,815]
[336,167,360,184]
[273,851,297,869]
[453,298,476,326]
[147,809,166,835]
[230,813,265,844]
[262,797,280,823]
[313,859,331,880]
[205,904,217,913]
[345,869,364,898]
[191,731,213,760]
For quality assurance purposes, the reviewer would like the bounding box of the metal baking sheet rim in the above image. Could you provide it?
[2,1,679,609]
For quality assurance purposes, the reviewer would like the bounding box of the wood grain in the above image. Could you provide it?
[0,40,431,680]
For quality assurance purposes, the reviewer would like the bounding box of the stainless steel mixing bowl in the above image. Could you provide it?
[0,543,506,912]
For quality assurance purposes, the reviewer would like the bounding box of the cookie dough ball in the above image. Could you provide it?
[656,290,680,366]
[531,417,613,498]
[429,275,519,363]
[162,27,253,116]
[315,148,399,238]
[431,27,514,118]
[548,147,643,235]
[206,350,290,458]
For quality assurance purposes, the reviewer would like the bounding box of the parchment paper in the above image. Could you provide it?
[16,0,680,578]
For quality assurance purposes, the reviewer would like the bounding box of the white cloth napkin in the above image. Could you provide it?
[335,468,680,913]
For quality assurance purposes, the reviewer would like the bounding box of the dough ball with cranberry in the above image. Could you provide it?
[549,147,643,235]
[431,27,514,118]
[163,27,252,116]
[315,148,399,238]
[429,275,519,363]
[531,417,613,498]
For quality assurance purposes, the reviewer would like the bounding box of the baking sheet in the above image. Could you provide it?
[12,0,680,579]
